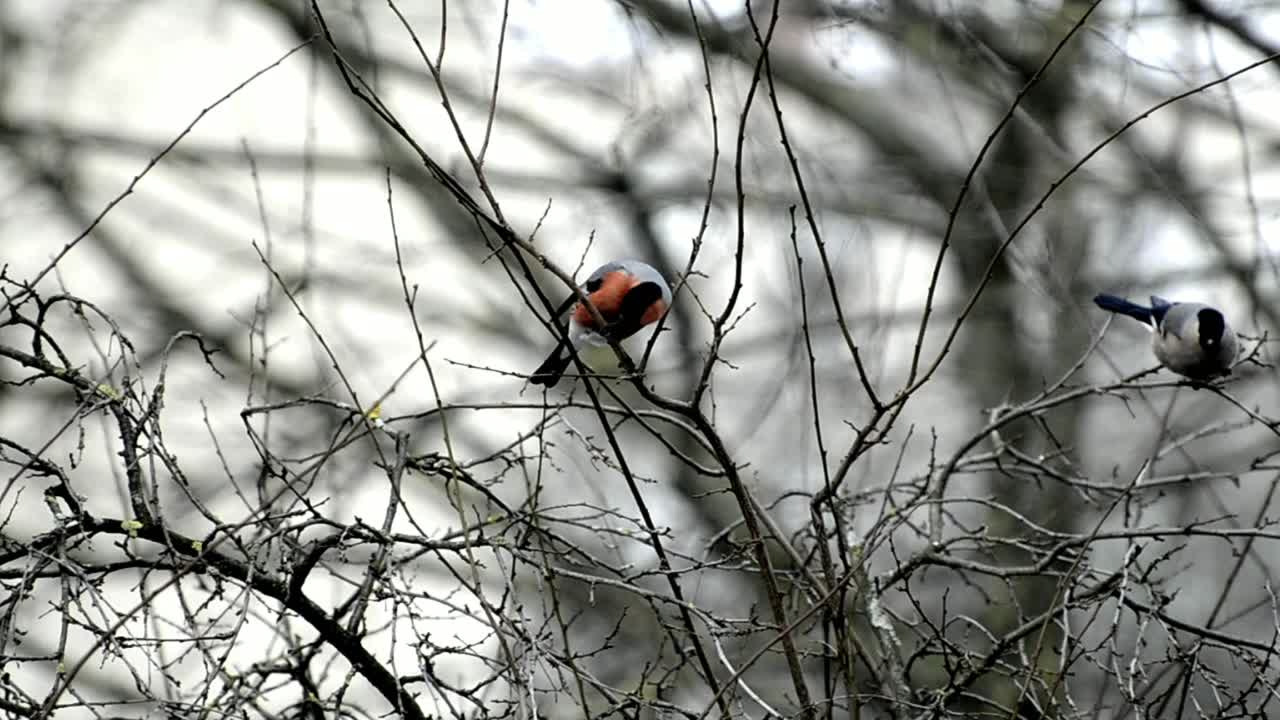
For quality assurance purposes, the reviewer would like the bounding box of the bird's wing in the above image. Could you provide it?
[1158,303,1202,339]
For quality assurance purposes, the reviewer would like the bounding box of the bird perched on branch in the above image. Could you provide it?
[1093,293,1237,379]
[530,259,672,387]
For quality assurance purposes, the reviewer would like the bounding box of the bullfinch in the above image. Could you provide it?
[529,259,672,387]
[1093,293,1237,379]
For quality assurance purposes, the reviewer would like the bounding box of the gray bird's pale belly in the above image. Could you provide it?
[1152,332,1235,378]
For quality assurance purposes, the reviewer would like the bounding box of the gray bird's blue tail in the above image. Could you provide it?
[1093,293,1154,324]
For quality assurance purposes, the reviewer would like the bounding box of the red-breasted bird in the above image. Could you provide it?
[529,259,672,387]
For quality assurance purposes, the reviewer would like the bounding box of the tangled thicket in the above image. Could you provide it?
[3,1,1280,719]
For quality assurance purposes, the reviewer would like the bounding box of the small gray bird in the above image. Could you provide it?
[1093,293,1237,379]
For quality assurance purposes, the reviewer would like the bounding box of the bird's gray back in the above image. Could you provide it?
[1158,302,1207,338]
[589,259,671,303]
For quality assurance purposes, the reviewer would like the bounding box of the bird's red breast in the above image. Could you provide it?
[572,270,634,328]
[639,297,668,326]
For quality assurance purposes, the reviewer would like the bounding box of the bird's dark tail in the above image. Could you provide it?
[530,345,573,387]
[1093,293,1154,324]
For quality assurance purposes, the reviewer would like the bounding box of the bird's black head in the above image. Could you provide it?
[1197,308,1225,350]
